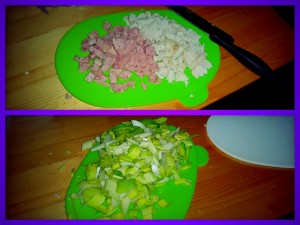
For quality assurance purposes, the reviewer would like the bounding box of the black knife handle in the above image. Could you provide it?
[210,34,276,81]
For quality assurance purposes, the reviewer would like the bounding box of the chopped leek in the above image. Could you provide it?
[82,139,95,151]
[153,117,168,124]
[86,164,98,181]
[58,163,66,172]
[73,117,196,219]
[141,206,153,219]
[82,187,106,205]
[86,193,105,208]
[158,199,169,208]
[64,150,72,154]
[116,179,136,194]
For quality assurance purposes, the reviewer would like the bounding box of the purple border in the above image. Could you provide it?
[1,1,299,225]
[294,2,299,223]
[1,220,298,225]
[2,0,297,6]
[4,110,296,116]
[1,1,5,224]
[3,220,300,225]
[4,0,296,5]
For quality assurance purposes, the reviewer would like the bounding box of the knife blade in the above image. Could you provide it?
[168,6,277,82]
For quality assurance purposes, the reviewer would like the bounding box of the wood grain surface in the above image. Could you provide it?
[6,116,294,219]
[5,6,294,109]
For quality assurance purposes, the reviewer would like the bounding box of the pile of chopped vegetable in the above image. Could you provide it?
[72,117,195,219]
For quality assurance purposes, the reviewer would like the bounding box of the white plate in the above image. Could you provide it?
[206,116,294,168]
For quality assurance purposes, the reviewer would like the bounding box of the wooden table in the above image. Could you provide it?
[6,116,294,219]
[5,6,294,109]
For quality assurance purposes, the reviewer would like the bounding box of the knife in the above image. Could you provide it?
[37,6,49,15]
[168,6,277,82]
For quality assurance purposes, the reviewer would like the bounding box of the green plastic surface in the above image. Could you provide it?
[65,128,209,219]
[55,10,220,108]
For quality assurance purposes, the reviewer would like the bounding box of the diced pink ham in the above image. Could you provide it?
[148,74,161,83]
[149,63,159,73]
[106,46,117,56]
[141,82,147,90]
[88,38,97,45]
[96,39,112,52]
[128,81,135,89]
[74,56,90,72]
[85,72,96,82]
[94,48,105,58]
[109,68,122,83]
[102,57,115,71]
[103,21,111,31]
[109,73,118,83]
[128,27,140,38]
[94,70,107,81]
[94,58,103,66]
[135,68,144,76]
[95,78,110,86]
[79,64,90,72]
[74,56,89,64]
[88,31,99,40]
[111,83,127,92]
[121,30,128,39]
[110,81,135,92]
[112,38,125,52]
[90,63,101,73]
[81,39,90,52]
[143,39,152,47]
[135,45,143,53]
[89,53,96,59]
[119,69,131,80]
[115,54,131,69]
[145,46,155,55]
[114,26,124,32]
[75,20,160,92]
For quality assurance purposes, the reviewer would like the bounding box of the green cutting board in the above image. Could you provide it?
[65,137,209,219]
[55,9,220,108]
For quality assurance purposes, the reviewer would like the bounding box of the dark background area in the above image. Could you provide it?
[204,6,294,110]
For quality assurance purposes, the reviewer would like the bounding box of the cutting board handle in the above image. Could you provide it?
[194,145,209,167]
